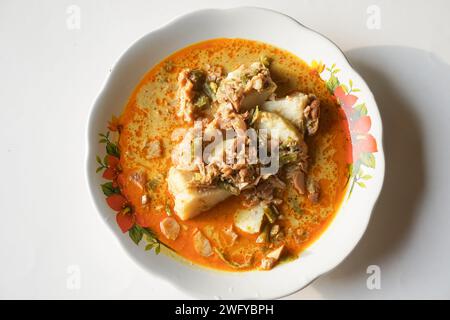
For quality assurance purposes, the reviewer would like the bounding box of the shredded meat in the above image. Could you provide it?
[259,257,277,270]
[128,169,147,192]
[176,69,196,122]
[307,179,320,203]
[241,175,285,207]
[222,226,238,246]
[205,64,224,82]
[216,62,276,112]
[193,231,213,257]
[160,217,180,240]
[292,170,306,194]
[304,95,320,135]
[172,61,319,216]
[176,69,210,123]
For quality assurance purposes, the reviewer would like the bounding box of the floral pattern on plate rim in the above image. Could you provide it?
[311,60,378,198]
[95,117,162,254]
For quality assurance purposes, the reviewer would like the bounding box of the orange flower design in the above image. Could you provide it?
[316,61,378,195]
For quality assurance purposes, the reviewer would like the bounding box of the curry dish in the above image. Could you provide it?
[107,38,351,271]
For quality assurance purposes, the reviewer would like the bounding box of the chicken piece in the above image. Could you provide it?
[216,62,277,112]
[303,96,320,135]
[234,203,266,234]
[261,92,320,136]
[259,245,284,270]
[205,64,224,83]
[193,231,213,257]
[160,217,180,240]
[222,226,238,246]
[176,69,209,123]
[293,170,306,194]
[167,167,232,220]
[255,225,270,244]
[307,179,320,203]
[205,138,236,166]
[176,69,196,122]
[144,139,162,159]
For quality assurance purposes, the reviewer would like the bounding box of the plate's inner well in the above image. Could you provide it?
[99,38,351,271]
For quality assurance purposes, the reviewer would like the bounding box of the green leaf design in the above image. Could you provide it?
[326,74,339,93]
[319,63,376,199]
[360,152,376,168]
[354,103,368,116]
[142,228,161,254]
[101,182,120,196]
[106,142,120,158]
[128,225,143,245]
[340,83,349,93]
[142,227,157,239]
[96,154,107,172]
[357,181,366,188]
[98,131,120,158]
[145,242,161,254]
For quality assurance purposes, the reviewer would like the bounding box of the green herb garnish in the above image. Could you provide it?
[260,55,272,67]
[165,203,173,216]
[194,94,210,109]
[218,181,240,196]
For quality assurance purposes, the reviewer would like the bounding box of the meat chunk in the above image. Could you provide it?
[205,64,224,83]
[216,62,277,112]
[193,231,213,257]
[144,139,162,159]
[303,96,320,136]
[222,226,238,246]
[259,245,284,270]
[293,170,306,194]
[307,179,320,203]
[160,217,180,240]
[176,69,196,122]
[176,69,210,122]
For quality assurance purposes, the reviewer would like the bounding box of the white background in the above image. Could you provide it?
[1,0,449,299]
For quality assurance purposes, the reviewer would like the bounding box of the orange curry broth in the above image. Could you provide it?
[116,38,351,271]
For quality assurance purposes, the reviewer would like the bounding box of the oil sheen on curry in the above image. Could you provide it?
[115,38,351,271]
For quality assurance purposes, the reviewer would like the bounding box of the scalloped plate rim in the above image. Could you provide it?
[85,6,385,299]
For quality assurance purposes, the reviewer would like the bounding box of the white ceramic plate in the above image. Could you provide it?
[86,7,385,299]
